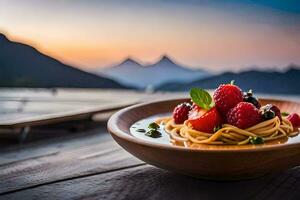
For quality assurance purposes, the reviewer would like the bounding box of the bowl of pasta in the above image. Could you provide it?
[108,82,300,180]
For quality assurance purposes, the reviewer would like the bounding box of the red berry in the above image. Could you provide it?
[270,105,281,121]
[187,107,223,133]
[287,113,300,128]
[213,84,243,115]
[260,104,282,121]
[173,102,192,124]
[227,102,262,129]
[188,103,206,119]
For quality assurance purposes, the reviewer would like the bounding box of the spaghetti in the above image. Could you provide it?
[156,116,296,146]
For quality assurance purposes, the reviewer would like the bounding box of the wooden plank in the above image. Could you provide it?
[0,89,187,140]
[0,88,146,101]
[2,165,300,200]
[0,88,185,104]
[0,101,135,128]
[0,89,187,129]
[0,127,109,164]
[0,128,143,194]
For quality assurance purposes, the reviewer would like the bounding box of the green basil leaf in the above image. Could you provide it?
[190,88,212,110]
[281,112,289,117]
[148,122,160,130]
[145,130,162,138]
[249,136,264,144]
[136,129,146,133]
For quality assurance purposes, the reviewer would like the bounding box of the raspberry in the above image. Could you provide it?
[213,84,243,115]
[227,102,262,129]
[173,102,192,124]
[287,113,300,128]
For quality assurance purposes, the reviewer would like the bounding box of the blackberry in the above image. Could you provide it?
[243,90,261,108]
[260,104,281,121]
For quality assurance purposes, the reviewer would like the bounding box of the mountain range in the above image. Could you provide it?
[1,32,300,94]
[157,67,300,94]
[95,56,209,89]
[0,33,125,88]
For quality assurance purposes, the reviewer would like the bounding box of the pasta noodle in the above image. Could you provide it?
[155,116,296,146]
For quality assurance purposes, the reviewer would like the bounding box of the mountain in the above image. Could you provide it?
[0,33,125,88]
[157,67,300,94]
[95,55,209,89]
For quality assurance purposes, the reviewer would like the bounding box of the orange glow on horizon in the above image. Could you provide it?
[2,0,300,72]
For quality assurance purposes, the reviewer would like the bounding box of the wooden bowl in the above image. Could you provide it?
[108,98,300,180]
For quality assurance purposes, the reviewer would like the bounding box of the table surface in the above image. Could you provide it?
[0,88,172,128]
[1,91,300,200]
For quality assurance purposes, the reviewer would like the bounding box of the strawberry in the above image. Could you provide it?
[187,107,223,133]
[188,103,206,119]
[227,102,262,129]
[213,83,243,115]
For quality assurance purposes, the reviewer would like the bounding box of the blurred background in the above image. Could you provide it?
[0,0,300,140]
[1,0,300,92]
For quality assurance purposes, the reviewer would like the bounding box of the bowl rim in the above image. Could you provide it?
[107,98,300,153]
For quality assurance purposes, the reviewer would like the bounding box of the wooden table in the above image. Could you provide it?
[1,92,300,200]
[0,88,186,140]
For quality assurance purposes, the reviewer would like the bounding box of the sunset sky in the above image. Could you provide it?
[1,0,300,72]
